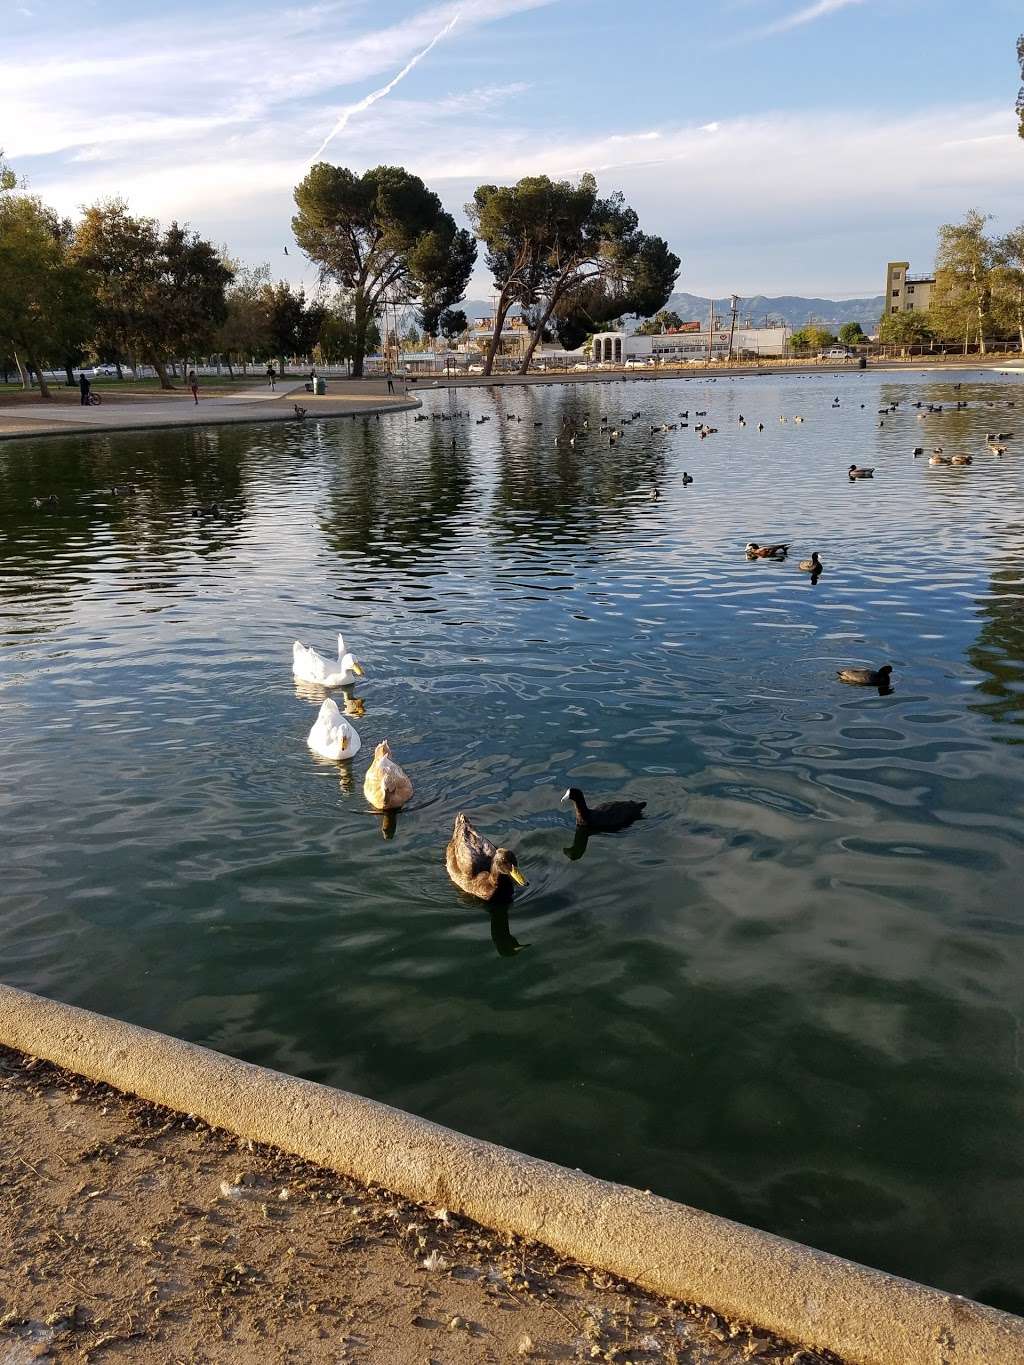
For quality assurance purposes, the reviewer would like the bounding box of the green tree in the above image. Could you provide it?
[993,227,1024,352]
[437,308,467,345]
[789,325,837,353]
[838,322,866,346]
[876,311,933,347]
[0,169,94,399]
[74,201,233,387]
[466,178,557,376]
[512,173,678,374]
[216,259,272,375]
[635,309,684,335]
[931,209,996,354]
[261,282,324,376]
[292,163,476,378]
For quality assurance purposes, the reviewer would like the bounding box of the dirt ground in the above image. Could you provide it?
[0,1047,841,1365]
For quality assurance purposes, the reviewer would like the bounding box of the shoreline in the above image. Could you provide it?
[1,982,1020,1365]
[0,1041,833,1365]
[1,359,1018,444]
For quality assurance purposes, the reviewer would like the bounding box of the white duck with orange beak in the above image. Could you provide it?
[307,698,361,761]
[292,632,364,687]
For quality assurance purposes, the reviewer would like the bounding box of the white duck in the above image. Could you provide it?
[292,633,364,687]
[363,739,413,810]
[307,698,361,761]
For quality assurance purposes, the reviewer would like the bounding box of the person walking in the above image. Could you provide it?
[266,363,277,391]
[79,372,91,406]
[188,370,199,405]
[386,369,394,395]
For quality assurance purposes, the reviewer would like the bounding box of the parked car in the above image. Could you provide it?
[820,348,852,360]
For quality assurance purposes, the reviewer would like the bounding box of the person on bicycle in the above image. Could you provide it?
[79,372,91,406]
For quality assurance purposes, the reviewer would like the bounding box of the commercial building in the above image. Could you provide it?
[590,324,792,364]
[884,262,934,316]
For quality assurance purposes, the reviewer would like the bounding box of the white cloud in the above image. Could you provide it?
[731,0,863,42]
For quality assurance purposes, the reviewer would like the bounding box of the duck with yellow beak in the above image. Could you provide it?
[445,813,527,901]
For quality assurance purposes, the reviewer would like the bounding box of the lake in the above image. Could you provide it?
[1,370,1022,1312]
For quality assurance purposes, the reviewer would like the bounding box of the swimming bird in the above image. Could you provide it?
[837,664,893,688]
[988,443,1007,455]
[306,698,361,760]
[681,471,693,485]
[746,542,789,559]
[293,404,307,420]
[798,551,822,572]
[445,812,526,901]
[562,787,646,833]
[913,447,924,457]
[950,454,972,465]
[929,454,951,465]
[363,739,413,811]
[757,423,764,432]
[31,494,58,509]
[292,633,364,688]
[191,503,221,515]
[848,465,874,479]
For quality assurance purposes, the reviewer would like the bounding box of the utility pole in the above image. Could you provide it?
[727,294,739,363]
[706,296,713,367]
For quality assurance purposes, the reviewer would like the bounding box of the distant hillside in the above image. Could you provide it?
[460,293,885,332]
[660,292,885,332]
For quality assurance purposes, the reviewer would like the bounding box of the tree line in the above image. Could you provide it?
[292,164,678,377]
[1,152,679,393]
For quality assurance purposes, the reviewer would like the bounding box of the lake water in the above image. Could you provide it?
[1,371,1022,1312]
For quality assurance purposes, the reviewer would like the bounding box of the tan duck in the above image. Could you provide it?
[445,813,526,901]
[363,739,413,811]
[798,551,822,572]
[929,454,951,465]
[848,465,874,478]
[950,454,972,466]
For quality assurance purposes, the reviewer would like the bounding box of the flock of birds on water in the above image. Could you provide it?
[21,373,1020,913]
[293,632,644,906]
[285,378,1018,910]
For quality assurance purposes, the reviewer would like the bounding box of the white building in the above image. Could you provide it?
[590,324,792,364]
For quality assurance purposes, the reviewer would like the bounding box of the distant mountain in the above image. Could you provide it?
[648,292,885,332]
[460,293,885,332]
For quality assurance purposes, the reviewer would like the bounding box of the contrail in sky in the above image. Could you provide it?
[309,9,462,162]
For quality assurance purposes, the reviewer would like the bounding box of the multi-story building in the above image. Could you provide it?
[884,262,935,316]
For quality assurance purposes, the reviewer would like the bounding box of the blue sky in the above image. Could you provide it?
[4,0,1023,301]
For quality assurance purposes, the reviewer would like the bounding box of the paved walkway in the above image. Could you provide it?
[0,381,418,442]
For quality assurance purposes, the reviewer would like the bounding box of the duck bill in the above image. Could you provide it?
[509,868,527,887]
[351,662,365,677]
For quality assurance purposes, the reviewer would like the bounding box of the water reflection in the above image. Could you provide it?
[488,903,529,957]
[318,421,474,570]
[563,828,591,862]
[970,560,1024,733]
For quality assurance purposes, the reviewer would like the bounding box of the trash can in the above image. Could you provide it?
[858,355,867,370]
[314,377,327,395]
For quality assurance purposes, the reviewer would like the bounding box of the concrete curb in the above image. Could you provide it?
[0,983,1020,1365]
[0,397,420,443]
